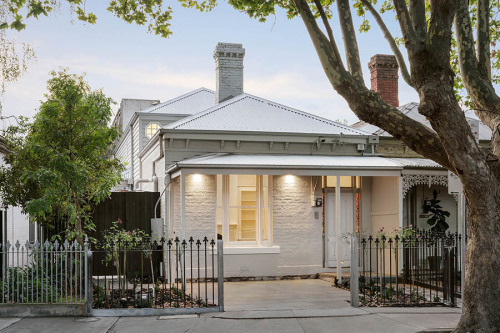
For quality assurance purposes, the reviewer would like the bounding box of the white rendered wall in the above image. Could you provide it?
[370,176,400,234]
[0,152,32,244]
[5,206,31,245]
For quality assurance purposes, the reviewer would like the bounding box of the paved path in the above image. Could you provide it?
[0,279,461,332]
[224,279,352,311]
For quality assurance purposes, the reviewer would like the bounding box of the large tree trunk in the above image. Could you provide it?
[292,0,500,330]
[456,194,500,332]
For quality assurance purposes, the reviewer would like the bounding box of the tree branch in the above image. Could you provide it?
[423,0,455,66]
[336,0,364,85]
[455,0,500,155]
[359,0,414,88]
[311,0,343,65]
[409,0,427,40]
[477,0,491,81]
[291,0,452,170]
[393,0,419,51]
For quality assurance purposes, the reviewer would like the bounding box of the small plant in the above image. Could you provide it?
[384,287,395,300]
[433,295,441,303]
[101,219,152,293]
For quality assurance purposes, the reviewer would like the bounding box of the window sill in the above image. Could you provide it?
[223,246,280,255]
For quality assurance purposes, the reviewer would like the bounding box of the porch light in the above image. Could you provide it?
[192,174,203,182]
[285,175,295,184]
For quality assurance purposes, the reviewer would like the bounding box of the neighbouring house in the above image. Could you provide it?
[0,137,36,247]
[110,43,481,278]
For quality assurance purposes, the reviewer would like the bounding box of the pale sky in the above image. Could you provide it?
[1,1,419,128]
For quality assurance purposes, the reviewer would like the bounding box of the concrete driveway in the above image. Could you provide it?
[223,278,350,311]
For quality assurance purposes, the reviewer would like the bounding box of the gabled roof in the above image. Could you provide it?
[140,88,215,115]
[352,102,492,141]
[165,93,369,135]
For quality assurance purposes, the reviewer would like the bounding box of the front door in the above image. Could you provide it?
[325,192,354,268]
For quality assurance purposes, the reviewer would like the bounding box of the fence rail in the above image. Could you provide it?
[0,236,224,316]
[351,230,462,307]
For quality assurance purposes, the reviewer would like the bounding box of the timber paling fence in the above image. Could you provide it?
[0,237,224,316]
[350,230,462,307]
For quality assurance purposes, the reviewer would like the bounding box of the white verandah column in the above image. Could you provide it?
[336,175,342,282]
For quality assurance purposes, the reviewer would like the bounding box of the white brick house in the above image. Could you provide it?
[110,43,481,278]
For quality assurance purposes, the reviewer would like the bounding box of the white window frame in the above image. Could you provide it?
[217,175,273,248]
[145,122,162,139]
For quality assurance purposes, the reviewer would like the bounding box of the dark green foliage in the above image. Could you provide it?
[423,190,450,232]
[0,252,81,303]
[0,69,123,241]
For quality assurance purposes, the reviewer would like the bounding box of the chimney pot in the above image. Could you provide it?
[368,54,399,107]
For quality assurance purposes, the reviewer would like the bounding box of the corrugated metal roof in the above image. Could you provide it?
[166,94,369,135]
[140,88,215,115]
[173,154,444,170]
[386,158,442,168]
[174,154,443,169]
[351,102,492,141]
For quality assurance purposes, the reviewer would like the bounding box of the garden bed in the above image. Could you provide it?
[92,285,216,309]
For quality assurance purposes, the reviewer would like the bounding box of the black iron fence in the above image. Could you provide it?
[90,237,224,314]
[352,230,461,307]
[0,240,87,305]
[0,236,224,316]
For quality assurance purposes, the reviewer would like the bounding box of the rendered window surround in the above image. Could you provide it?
[145,122,162,139]
[217,175,273,248]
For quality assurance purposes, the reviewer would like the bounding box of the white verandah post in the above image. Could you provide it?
[336,176,342,283]
[180,173,186,288]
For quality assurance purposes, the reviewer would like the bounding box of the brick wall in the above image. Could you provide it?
[368,54,399,107]
[272,175,324,276]
[214,43,245,104]
[185,175,217,241]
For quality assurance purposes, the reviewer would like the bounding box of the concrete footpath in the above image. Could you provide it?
[0,280,461,332]
[0,307,461,333]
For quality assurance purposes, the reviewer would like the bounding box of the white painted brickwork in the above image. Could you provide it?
[171,178,181,239]
[214,43,245,104]
[169,174,331,278]
[271,175,324,276]
[185,175,217,241]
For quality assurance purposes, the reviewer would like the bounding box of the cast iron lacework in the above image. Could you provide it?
[402,175,448,198]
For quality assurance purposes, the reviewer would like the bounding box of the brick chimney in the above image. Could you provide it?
[368,54,399,107]
[214,43,245,104]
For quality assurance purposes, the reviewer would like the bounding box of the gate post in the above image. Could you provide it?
[350,236,359,307]
[217,239,224,312]
[84,237,93,316]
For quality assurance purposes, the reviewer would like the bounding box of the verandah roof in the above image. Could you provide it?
[166,154,442,176]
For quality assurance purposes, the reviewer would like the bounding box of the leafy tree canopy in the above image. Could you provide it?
[2,1,498,108]
[0,69,124,241]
